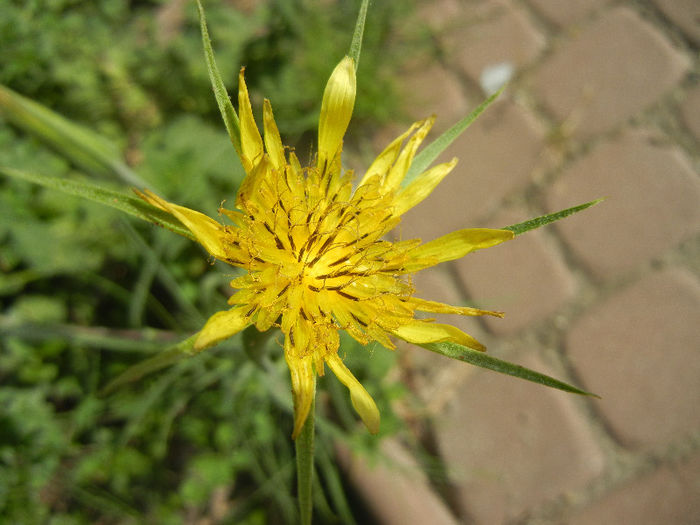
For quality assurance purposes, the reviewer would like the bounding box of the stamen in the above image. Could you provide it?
[225,257,245,265]
[306,231,340,267]
[276,282,290,298]
[380,266,405,273]
[322,160,331,187]
[336,290,359,301]
[350,312,368,327]
[342,232,371,248]
[327,256,350,267]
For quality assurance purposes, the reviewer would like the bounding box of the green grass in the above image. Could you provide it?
[0,0,414,522]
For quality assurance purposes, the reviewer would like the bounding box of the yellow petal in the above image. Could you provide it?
[406,228,514,271]
[285,351,316,439]
[263,98,285,170]
[135,188,168,211]
[236,153,271,209]
[137,189,228,260]
[317,56,356,172]
[357,121,420,188]
[383,117,434,192]
[393,321,485,351]
[407,297,504,318]
[238,68,264,172]
[325,353,380,434]
[194,307,251,351]
[289,150,302,174]
[254,302,284,332]
[392,158,458,216]
[281,286,304,334]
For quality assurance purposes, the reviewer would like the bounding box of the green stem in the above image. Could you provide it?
[295,397,315,525]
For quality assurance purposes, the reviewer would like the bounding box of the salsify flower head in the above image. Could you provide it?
[138,57,514,438]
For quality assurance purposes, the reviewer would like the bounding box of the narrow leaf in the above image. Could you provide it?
[421,341,599,397]
[404,86,504,185]
[315,440,357,525]
[100,333,200,396]
[195,0,242,157]
[505,198,604,236]
[0,167,194,240]
[121,220,204,324]
[349,0,369,70]
[0,84,145,187]
[0,316,178,353]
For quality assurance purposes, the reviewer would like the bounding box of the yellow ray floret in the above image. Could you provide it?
[137,56,514,438]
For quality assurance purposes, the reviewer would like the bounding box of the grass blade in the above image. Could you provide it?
[195,0,242,157]
[0,316,179,353]
[121,221,204,326]
[421,341,598,397]
[404,87,504,185]
[316,439,357,524]
[0,166,194,240]
[0,84,145,187]
[100,333,200,396]
[504,198,604,236]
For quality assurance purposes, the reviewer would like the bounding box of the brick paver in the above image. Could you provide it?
[566,268,700,450]
[545,128,700,278]
[402,266,486,394]
[411,264,484,338]
[357,1,699,523]
[401,62,469,132]
[436,352,604,524]
[680,83,700,143]
[455,207,577,334]
[339,439,460,525]
[443,0,545,85]
[531,7,690,139]
[651,0,700,45]
[416,0,462,32]
[526,0,608,27]
[400,98,547,238]
[569,451,700,525]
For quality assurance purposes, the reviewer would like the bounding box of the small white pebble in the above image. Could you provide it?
[480,62,514,94]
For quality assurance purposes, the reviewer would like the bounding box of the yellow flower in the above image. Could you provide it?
[138,57,514,438]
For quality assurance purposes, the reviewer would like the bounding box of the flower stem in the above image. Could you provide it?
[295,397,315,525]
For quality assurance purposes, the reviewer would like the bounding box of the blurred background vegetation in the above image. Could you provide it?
[0,0,424,522]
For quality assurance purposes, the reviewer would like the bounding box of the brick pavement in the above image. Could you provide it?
[348,1,700,523]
